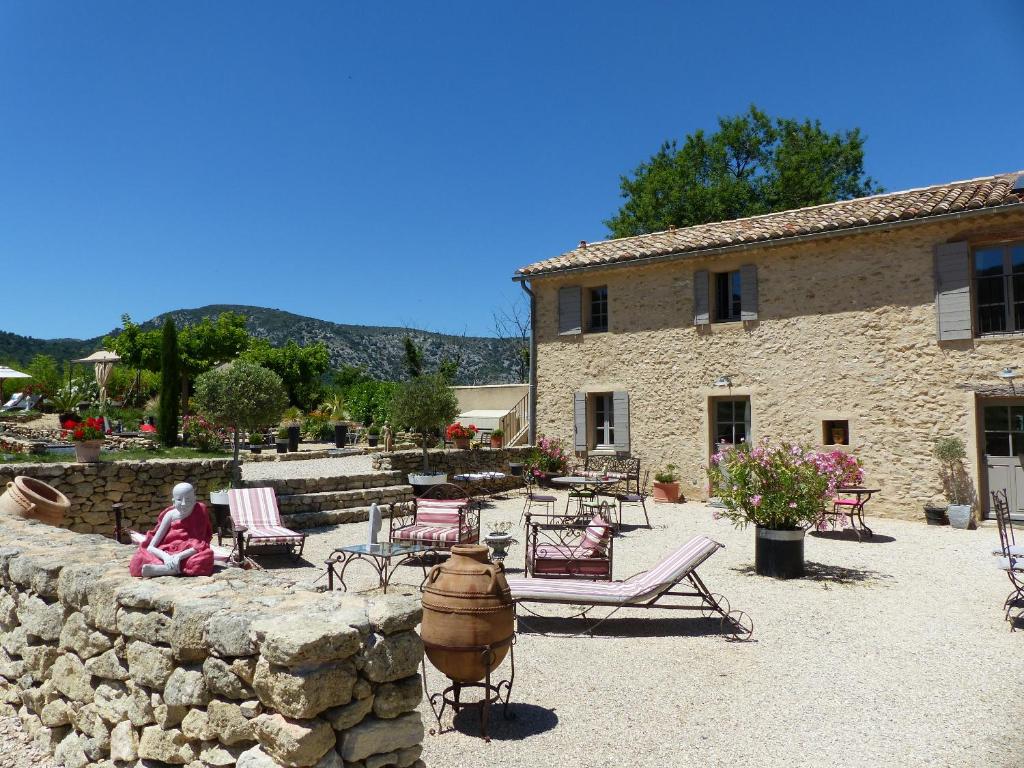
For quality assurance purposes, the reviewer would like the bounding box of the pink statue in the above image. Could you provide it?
[129,482,214,578]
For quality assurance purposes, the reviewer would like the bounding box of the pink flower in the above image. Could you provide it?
[751,494,762,507]
[788,501,798,508]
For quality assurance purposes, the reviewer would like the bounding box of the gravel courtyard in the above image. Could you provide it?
[267,492,1023,768]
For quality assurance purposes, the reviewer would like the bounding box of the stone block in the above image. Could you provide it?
[51,653,94,703]
[207,608,259,657]
[204,656,255,700]
[110,720,140,762]
[40,697,72,726]
[54,731,89,768]
[359,632,422,683]
[253,713,336,768]
[59,611,114,659]
[200,741,247,766]
[93,680,130,724]
[208,699,257,746]
[117,607,173,644]
[8,551,64,598]
[22,644,61,681]
[253,657,356,720]
[16,594,66,642]
[126,640,174,688]
[164,665,211,706]
[182,708,214,741]
[138,725,196,764]
[85,648,129,681]
[322,696,374,732]
[337,713,423,763]
[251,608,365,667]
[371,675,421,719]
[126,681,155,727]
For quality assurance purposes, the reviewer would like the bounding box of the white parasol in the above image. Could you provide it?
[73,351,121,411]
[0,365,31,406]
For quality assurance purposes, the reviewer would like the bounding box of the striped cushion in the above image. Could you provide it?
[393,523,478,545]
[417,509,462,525]
[530,544,610,577]
[579,515,611,557]
[228,488,305,544]
[509,536,723,605]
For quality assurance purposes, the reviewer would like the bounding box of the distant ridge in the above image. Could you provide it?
[0,305,522,385]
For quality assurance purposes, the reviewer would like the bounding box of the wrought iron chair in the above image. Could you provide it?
[524,509,614,581]
[615,469,651,529]
[991,489,1024,630]
[520,472,556,523]
[388,483,480,550]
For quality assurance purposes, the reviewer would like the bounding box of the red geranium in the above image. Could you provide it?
[62,417,107,442]
[445,422,478,440]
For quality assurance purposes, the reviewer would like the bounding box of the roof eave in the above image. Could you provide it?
[512,201,1024,281]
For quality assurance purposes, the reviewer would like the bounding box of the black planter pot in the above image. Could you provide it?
[754,526,805,579]
[250,445,262,454]
[368,435,379,447]
[924,505,950,526]
[287,426,300,452]
[58,412,77,426]
[508,462,524,477]
[275,440,288,454]
[334,424,348,449]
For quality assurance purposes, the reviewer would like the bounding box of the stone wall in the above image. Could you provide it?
[0,515,426,768]
[530,209,1024,519]
[373,447,531,493]
[0,460,235,535]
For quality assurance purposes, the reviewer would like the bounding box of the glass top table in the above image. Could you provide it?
[324,542,436,593]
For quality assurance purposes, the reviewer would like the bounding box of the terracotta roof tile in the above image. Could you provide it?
[518,172,1024,277]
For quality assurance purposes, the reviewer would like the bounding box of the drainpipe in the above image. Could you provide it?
[518,279,538,445]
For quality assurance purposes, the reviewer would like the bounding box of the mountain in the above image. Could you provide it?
[0,305,524,385]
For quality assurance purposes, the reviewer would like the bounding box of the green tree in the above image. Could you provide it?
[25,354,61,397]
[388,373,458,471]
[240,339,330,411]
[158,318,181,447]
[605,105,881,238]
[193,361,288,486]
[402,337,424,379]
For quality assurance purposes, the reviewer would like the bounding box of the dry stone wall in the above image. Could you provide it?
[0,515,426,768]
[0,460,234,536]
[373,447,531,494]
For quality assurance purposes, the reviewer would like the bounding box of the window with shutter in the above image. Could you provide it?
[933,241,971,341]
[573,392,587,453]
[694,270,710,326]
[612,391,630,454]
[559,286,583,335]
[740,264,758,321]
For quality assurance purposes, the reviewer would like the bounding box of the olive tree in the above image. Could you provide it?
[388,373,459,472]
[193,361,288,486]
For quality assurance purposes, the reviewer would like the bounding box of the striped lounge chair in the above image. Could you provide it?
[388,483,480,550]
[226,488,306,559]
[508,535,753,640]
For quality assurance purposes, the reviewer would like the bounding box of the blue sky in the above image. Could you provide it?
[1,1,1021,340]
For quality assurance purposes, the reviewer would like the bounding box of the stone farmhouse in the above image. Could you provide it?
[515,172,1024,519]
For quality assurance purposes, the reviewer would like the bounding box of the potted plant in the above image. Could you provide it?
[281,407,303,452]
[389,372,460,492]
[446,422,477,450]
[524,435,570,487]
[934,436,973,529]
[483,520,517,564]
[50,385,82,426]
[275,427,289,454]
[62,417,107,462]
[321,393,349,448]
[249,429,264,454]
[490,428,504,449]
[367,425,381,447]
[707,440,836,579]
[209,488,231,505]
[653,464,681,503]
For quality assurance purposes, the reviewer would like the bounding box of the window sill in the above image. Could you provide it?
[975,333,1024,343]
[589,447,617,456]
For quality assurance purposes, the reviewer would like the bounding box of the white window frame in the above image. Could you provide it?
[592,392,615,449]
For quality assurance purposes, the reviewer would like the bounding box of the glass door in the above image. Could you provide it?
[713,397,750,450]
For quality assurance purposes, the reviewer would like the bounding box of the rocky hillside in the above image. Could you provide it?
[0,305,525,385]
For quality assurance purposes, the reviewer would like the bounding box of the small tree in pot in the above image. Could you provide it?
[193,361,288,488]
[934,437,973,529]
[389,372,459,475]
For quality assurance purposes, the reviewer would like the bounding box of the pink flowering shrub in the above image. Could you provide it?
[707,440,864,530]
[182,415,225,452]
[525,434,571,476]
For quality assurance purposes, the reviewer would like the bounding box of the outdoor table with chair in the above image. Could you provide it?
[551,475,617,517]
[824,486,880,541]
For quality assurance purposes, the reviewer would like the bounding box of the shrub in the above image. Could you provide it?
[524,435,570,477]
[302,410,335,441]
[388,373,459,471]
[654,464,680,483]
[182,415,224,452]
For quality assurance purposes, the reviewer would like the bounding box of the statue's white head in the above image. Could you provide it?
[171,482,197,516]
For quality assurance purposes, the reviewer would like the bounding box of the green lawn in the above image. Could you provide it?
[1,447,230,463]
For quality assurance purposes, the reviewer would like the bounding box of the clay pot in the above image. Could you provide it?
[74,439,103,463]
[653,481,680,503]
[0,476,70,526]
[421,544,514,683]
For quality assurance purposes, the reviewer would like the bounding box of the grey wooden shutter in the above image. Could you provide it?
[573,392,588,453]
[694,270,710,326]
[558,286,582,335]
[934,241,971,341]
[612,391,630,454]
[740,264,758,321]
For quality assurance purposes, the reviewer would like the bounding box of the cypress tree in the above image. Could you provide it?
[159,318,181,447]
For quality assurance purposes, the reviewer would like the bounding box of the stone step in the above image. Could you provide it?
[276,485,414,515]
[244,470,407,495]
[282,503,404,530]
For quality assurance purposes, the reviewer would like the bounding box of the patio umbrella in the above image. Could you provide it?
[73,350,121,412]
[0,365,31,406]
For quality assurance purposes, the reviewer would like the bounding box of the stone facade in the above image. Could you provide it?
[0,460,234,535]
[529,209,1024,519]
[0,514,425,768]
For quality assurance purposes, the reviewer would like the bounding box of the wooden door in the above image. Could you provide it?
[981,402,1024,519]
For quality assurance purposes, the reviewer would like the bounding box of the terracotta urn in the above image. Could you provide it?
[421,544,514,683]
[0,476,70,526]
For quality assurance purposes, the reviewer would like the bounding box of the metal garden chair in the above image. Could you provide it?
[991,489,1024,630]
